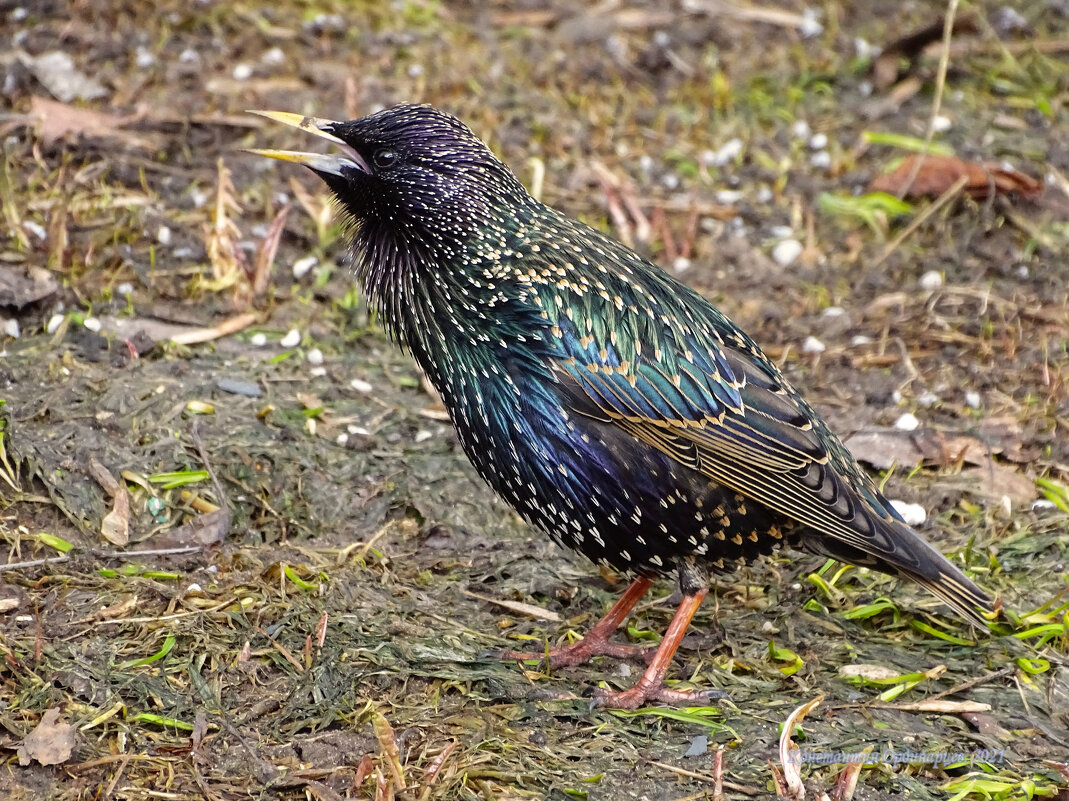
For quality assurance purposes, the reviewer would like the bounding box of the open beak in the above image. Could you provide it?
[245,110,370,176]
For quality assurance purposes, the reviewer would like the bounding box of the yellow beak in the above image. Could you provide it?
[245,110,368,175]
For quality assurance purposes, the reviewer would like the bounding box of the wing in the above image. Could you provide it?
[521,218,990,623]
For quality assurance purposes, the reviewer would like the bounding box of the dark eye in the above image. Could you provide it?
[373,149,399,169]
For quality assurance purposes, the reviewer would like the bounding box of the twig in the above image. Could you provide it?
[893,0,959,199]
[255,624,305,671]
[924,664,1015,702]
[874,174,969,268]
[0,555,70,573]
[650,760,761,795]
[95,546,202,559]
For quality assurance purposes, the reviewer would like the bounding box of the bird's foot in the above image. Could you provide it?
[591,683,728,710]
[491,636,656,668]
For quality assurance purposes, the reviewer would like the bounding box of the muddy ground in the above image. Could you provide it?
[1,1,1068,799]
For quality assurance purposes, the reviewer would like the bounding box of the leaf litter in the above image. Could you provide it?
[0,1,1067,800]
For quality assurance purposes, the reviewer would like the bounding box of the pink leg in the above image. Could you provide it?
[496,577,656,667]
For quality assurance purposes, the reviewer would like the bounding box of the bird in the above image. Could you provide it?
[249,104,993,709]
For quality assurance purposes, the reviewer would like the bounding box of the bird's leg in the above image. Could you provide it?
[495,577,657,667]
[592,586,726,709]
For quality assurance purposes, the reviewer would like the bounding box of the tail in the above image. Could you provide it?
[800,519,993,628]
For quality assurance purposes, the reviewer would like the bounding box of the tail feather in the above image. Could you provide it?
[800,521,993,628]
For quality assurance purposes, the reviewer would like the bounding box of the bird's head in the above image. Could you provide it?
[248,104,529,251]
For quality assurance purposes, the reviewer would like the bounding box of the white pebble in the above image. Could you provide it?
[639,154,654,172]
[350,378,374,393]
[772,239,804,266]
[2,319,19,338]
[810,151,832,169]
[769,225,794,239]
[250,333,267,347]
[894,412,920,431]
[262,47,285,65]
[306,348,324,365]
[851,335,872,346]
[965,391,981,409]
[891,389,903,404]
[932,115,952,132]
[232,63,253,81]
[1032,499,1056,512]
[117,282,134,296]
[854,38,879,60]
[661,173,680,190]
[292,255,318,278]
[157,225,171,245]
[821,306,845,317]
[715,190,743,204]
[917,391,940,408]
[756,186,773,203]
[83,317,102,333]
[890,500,927,526]
[23,220,46,240]
[336,433,348,446]
[46,313,65,334]
[710,138,743,166]
[802,336,826,354]
[809,132,828,150]
[310,366,327,377]
[190,188,208,208]
[799,7,824,37]
[673,257,691,273]
[919,270,943,291]
[185,582,202,594]
[279,328,301,348]
[407,63,424,78]
[792,120,811,140]
[179,47,200,64]
[414,429,433,443]
[135,46,156,68]
[347,424,370,436]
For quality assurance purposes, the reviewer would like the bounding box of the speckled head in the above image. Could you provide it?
[250,104,530,248]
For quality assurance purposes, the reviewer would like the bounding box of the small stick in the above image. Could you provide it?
[893,0,960,200]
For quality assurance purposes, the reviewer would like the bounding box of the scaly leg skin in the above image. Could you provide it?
[494,577,656,667]
[592,587,727,710]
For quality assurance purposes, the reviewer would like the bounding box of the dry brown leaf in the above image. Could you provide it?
[29,96,154,149]
[0,264,59,308]
[17,708,77,767]
[870,154,1042,200]
[838,664,900,681]
[252,204,291,297]
[962,462,1035,506]
[845,428,994,471]
[89,457,130,546]
[779,695,824,800]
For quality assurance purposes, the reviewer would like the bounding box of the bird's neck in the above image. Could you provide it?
[353,215,550,393]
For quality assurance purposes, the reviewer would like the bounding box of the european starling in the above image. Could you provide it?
[251,105,992,709]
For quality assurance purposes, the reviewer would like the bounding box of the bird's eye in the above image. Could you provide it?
[373,149,399,169]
